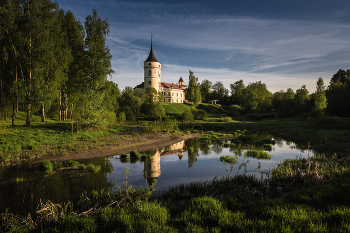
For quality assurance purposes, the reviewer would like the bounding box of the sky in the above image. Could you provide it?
[55,0,350,93]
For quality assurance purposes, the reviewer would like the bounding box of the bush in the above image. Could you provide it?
[130,150,140,159]
[41,160,53,172]
[193,109,207,120]
[52,161,63,170]
[220,155,239,163]
[68,160,80,167]
[263,144,273,151]
[120,153,128,159]
[245,150,271,159]
[182,108,193,122]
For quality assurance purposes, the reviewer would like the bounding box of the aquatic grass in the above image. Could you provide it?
[41,160,53,172]
[222,142,230,148]
[220,155,239,163]
[86,164,101,173]
[245,150,272,159]
[52,161,63,170]
[263,144,273,151]
[130,150,140,159]
[144,116,178,133]
[67,160,80,167]
[120,153,128,159]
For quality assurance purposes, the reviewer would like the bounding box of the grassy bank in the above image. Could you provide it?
[1,110,350,231]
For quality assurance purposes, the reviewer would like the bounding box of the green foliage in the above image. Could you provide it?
[140,154,153,160]
[52,161,63,170]
[241,81,272,113]
[220,155,239,163]
[185,70,201,104]
[120,153,128,159]
[86,164,101,173]
[188,147,194,153]
[41,160,53,172]
[193,109,207,120]
[130,150,140,159]
[67,160,80,167]
[263,144,273,151]
[181,108,193,122]
[245,150,271,159]
[144,116,178,133]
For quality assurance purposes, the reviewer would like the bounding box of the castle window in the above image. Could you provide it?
[154,70,156,74]
[149,81,151,84]
[148,70,151,76]
[172,93,174,96]
[177,100,178,103]
[168,92,170,96]
[148,63,151,65]
[181,94,182,97]
[177,93,178,97]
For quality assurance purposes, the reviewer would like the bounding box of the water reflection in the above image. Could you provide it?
[0,134,314,215]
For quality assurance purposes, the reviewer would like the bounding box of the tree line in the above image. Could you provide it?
[185,69,349,118]
[0,0,117,128]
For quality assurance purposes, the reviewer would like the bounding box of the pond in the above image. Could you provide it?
[0,133,314,215]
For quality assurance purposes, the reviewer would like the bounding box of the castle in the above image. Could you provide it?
[135,37,187,103]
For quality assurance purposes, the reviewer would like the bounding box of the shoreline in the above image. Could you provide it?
[36,132,202,163]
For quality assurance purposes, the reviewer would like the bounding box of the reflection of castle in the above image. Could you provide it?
[143,140,184,185]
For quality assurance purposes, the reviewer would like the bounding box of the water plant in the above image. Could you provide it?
[52,161,63,170]
[245,150,272,159]
[130,150,140,159]
[41,160,53,172]
[220,155,239,163]
[86,164,101,173]
[120,153,128,159]
[263,144,273,151]
[67,160,80,167]
[223,142,230,147]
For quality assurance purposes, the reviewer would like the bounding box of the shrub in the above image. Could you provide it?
[221,116,232,122]
[140,154,152,160]
[245,150,271,159]
[193,109,207,120]
[41,160,53,172]
[220,155,239,163]
[68,160,80,167]
[223,142,230,148]
[52,161,63,170]
[86,164,101,173]
[182,108,193,122]
[120,153,128,159]
[263,144,273,151]
[130,150,140,159]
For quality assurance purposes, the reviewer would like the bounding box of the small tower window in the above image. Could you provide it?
[148,63,151,65]
[148,70,151,76]
[154,70,156,74]
[149,81,151,84]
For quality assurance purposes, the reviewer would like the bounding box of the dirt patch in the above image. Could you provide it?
[38,133,202,162]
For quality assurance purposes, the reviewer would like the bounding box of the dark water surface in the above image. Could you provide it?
[0,135,313,214]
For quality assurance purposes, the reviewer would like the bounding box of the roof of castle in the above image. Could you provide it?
[160,82,187,90]
[145,43,158,62]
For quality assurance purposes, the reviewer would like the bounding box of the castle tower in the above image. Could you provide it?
[144,35,161,92]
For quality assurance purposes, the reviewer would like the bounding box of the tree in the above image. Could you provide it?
[230,80,245,105]
[185,70,201,104]
[200,79,212,103]
[211,81,229,105]
[84,9,114,127]
[241,81,272,113]
[313,78,327,111]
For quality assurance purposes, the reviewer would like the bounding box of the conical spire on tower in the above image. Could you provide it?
[145,33,158,62]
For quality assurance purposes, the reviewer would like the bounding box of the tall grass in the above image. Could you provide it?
[144,116,178,133]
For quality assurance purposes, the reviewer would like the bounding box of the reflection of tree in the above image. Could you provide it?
[211,141,223,154]
[199,141,211,155]
[230,148,243,156]
[0,157,114,214]
[184,138,201,169]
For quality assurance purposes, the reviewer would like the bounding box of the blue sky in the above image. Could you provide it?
[55,0,350,93]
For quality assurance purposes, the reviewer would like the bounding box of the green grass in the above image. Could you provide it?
[0,112,130,165]
[130,150,140,159]
[162,103,192,115]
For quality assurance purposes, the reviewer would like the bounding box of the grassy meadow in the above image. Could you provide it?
[1,103,350,232]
